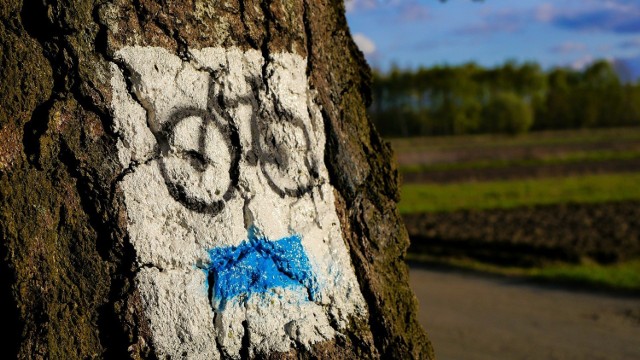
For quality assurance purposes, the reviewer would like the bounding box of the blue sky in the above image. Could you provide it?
[345,0,640,74]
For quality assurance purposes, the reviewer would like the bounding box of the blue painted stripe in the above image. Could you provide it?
[206,227,318,309]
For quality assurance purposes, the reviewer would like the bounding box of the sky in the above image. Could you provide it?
[345,0,640,76]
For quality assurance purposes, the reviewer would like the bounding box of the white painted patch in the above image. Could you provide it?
[110,46,367,359]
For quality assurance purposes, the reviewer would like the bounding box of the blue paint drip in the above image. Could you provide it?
[205,226,318,310]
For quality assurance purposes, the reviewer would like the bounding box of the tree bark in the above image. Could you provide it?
[0,1,433,358]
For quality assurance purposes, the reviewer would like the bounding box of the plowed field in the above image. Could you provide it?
[393,128,640,273]
[404,201,640,265]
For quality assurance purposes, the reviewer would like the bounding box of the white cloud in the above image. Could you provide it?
[398,2,431,22]
[345,0,379,13]
[551,41,587,54]
[570,55,594,70]
[535,3,555,22]
[619,37,640,49]
[353,33,377,56]
[455,8,529,36]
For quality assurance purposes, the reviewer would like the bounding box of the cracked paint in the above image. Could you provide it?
[110,46,367,359]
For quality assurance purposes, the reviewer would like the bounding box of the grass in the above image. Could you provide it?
[399,150,640,174]
[397,128,640,292]
[389,126,640,153]
[408,254,640,292]
[531,261,640,291]
[399,172,640,213]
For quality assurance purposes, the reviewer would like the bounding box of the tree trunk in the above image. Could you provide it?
[0,1,433,358]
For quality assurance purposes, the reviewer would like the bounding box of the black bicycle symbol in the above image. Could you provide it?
[147,76,320,216]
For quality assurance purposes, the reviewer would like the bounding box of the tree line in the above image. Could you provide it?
[370,60,640,137]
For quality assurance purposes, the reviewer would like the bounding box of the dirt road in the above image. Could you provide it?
[410,266,640,360]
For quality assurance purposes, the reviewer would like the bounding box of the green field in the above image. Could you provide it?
[389,126,640,153]
[396,127,640,290]
[408,254,640,292]
[399,172,640,213]
[399,149,640,174]
[531,260,640,291]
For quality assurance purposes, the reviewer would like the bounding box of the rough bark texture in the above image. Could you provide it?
[0,1,433,358]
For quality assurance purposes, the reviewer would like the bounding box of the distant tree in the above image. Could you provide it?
[482,92,534,135]
[369,60,640,137]
[541,68,577,129]
[580,60,625,127]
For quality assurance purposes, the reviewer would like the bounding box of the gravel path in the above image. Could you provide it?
[410,267,640,360]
